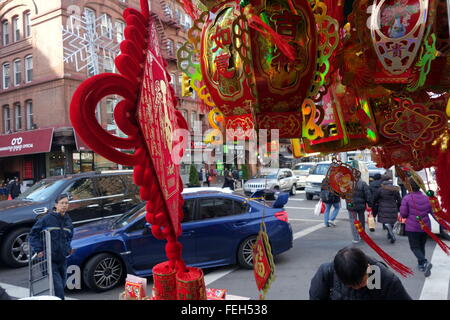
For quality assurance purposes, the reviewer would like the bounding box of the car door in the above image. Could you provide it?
[124,198,197,272]
[62,177,104,226]
[190,196,252,266]
[278,170,289,191]
[94,176,129,219]
[285,170,295,189]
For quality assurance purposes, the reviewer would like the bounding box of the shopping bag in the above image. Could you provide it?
[314,200,324,216]
[393,216,406,236]
[367,213,376,232]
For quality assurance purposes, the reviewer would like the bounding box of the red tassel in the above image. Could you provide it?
[244,5,296,62]
[419,219,450,255]
[354,221,414,277]
[287,0,298,15]
[429,195,450,225]
[436,147,450,214]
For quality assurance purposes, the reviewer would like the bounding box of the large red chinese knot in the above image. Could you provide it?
[200,0,318,138]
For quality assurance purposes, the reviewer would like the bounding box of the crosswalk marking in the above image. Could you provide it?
[0,282,78,300]
[419,240,450,300]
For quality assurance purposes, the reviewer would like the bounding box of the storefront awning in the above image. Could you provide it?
[0,128,54,158]
[74,129,91,151]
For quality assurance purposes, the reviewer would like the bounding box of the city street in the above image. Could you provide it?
[0,190,449,300]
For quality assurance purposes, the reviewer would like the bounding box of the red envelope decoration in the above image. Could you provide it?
[252,222,275,299]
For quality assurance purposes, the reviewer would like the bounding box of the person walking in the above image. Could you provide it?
[400,178,433,277]
[222,171,235,190]
[348,178,372,243]
[373,179,402,244]
[29,194,74,299]
[7,177,22,199]
[309,247,411,300]
[320,178,341,227]
[369,174,383,218]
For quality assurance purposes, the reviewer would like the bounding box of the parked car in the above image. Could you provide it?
[366,162,387,181]
[67,188,293,291]
[292,162,316,189]
[305,161,332,200]
[0,170,140,268]
[243,168,298,196]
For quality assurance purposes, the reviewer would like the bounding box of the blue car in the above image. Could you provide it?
[67,188,293,291]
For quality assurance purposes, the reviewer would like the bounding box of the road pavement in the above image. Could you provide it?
[0,190,449,300]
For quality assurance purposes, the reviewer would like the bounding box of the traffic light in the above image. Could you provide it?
[181,73,193,97]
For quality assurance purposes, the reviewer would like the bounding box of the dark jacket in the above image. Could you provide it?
[29,211,74,263]
[7,181,21,198]
[309,257,412,300]
[369,179,383,201]
[350,180,372,212]
[222,175,235,190]
[320,187,340,204]
[374,181,402,225]
[400,191,432,233]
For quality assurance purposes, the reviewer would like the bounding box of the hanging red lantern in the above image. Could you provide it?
[199,0,318,139]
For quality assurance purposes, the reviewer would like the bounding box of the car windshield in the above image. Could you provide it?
[311,164,330,175]
[113,203,146,229]
[16,179,66,201]
[294,164,313,171]
[255,173,278,179]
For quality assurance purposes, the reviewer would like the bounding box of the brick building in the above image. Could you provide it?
[0,0,206,184]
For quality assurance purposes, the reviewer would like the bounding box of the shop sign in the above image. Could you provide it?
[0,128,54,157]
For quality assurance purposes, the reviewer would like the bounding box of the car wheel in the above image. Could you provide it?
[0,227,31,268]
[306,193,314,200]
[440,226,450,241]
[237,236,257,269]
[83,253,124,292]
[290,184,297,196]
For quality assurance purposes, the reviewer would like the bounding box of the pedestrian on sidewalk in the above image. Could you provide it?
[309,247,411,300]
[373,179,402,244]
[29,194,74,299]
[7,177,21,199]
[400,178,433,277]
[320,178,341,227]
[347,178,372,243]
[369,174,383,218]
[222,171,235,190]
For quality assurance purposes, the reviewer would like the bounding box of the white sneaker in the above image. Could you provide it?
[329,221,337,227]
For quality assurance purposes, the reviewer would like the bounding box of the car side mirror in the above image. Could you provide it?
[143,223,151,235]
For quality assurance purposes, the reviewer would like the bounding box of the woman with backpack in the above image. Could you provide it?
[320,178,341,227]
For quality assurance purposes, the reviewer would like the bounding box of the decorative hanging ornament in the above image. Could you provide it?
[252,220,276,300]
[70,0,206,300]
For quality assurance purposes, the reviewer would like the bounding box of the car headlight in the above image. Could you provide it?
[306,182,312,187]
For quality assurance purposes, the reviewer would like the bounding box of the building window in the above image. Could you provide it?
[14,103,21,130]
[13,59,21,86]
[115,20,125,43]
[3,63,10,89]
[2,20,9,46]
[101,14,113,39]
[106,98,117,125]
[190,111,197,130]
[167,39,174,56]
[25,55,32,82]
[24,12,31,38]
[26,100,33,129]
[3,105,10,133]
[84,7,96,26]
[103,56,115,73]
[12,16,20,42]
